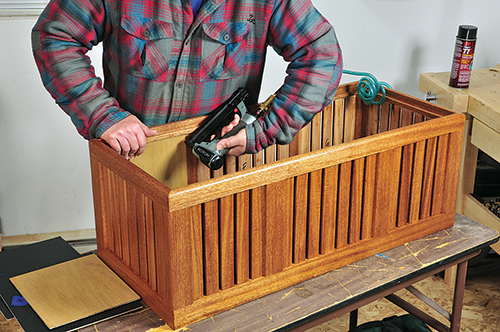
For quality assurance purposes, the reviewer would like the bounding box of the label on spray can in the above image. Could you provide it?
[449,25,478,89]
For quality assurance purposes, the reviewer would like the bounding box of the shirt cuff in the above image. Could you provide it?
[90,109,131,139]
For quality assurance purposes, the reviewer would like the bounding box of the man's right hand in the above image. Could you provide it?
[100,115,157,160]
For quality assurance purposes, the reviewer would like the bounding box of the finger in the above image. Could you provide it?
[118,137,131,159]
[105,137,122,155]
[231,113,241,125]
[221,114,241,137]
[217,128,247,156]
[136,132,148,157]
[220,124,234,137]
[134,124,157,157]
[127,136,140,159]
[141,123,157,138]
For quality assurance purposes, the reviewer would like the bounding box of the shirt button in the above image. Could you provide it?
[223,34,230,42]
[176,83,183,89]
[143,29,151,38]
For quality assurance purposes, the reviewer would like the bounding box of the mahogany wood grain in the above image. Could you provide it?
[322,102,334,148]
[89,82,465,329]
[203,200,220,295]
[344,95,357,143]
[220,195,235,290]
[398,144,415,227]
[334,98,344,145]
[320,165,338,254]
[250,185,264,279]
[349,158,364,244]
[421,137,437,219]
[362,155,377,240]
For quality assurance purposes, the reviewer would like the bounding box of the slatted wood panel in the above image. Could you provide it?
[163,134,460,304]
[95,163,161,292]
[89,82,465,329]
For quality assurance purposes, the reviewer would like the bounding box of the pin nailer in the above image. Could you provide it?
[185,88,275,170]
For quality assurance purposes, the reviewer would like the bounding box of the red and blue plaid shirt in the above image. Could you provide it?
[32,0,342,153]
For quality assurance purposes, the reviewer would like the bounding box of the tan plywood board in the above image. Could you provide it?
[10,254,139,329]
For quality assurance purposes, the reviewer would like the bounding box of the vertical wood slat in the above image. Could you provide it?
[109,172,121,259]
[349,158,364,244]
[167,209,194,309]
[189,205,204,301]
[413,112,425,124]
[366,103,380,136]
[164,205,203,309]
[203,201,219,295]
[277,144,290,162]
[101,166,114,252]
[409,141,426,223]
[265,144,277,165]
[307,170,322,259]
[362,155,377,240]
[154,203,168,304]
[354,97,365,140]
[236,157,251,285]
[250,186,264,279]
[136,192,148,285]
[119,177,130,268]
[288,133,300,157]
[264,178,293,276]
[398,144,415,227]
[390,105,401,131]
[431,134,450,216]
[320,104,337,255]
[334,99,344,145]
[322,102,334,148]
[320,165,338,254]
[400,108,414,128]
[343,95,357,143]
[250,152,265,279]
[307,114,323,258]
[220,155,237,289]
[219,196,235,290]
[388,148,402,232]
[127,183,140,276]
[293,122,312,263]
[420,137,437,219]
[442,130,464,215]
[336,162,351,249]
[373,148,402,237]
[145,197,157,292]
[294,174,308,264]
[379,102,391,133]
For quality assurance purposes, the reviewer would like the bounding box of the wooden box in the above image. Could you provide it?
[89,82,465,329]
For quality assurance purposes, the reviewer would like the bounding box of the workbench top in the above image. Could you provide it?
[419,64,500,127]
[81,214,498,332]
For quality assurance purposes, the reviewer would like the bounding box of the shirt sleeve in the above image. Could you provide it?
[245,0,343,154]
[32,0,130,140]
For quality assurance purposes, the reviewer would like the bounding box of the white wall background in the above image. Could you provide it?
[1,0,499,237]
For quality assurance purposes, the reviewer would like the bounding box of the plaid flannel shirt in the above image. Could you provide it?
[32,0,342,154]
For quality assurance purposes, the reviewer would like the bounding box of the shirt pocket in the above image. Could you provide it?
[120,15,173,81]
[200,22,250,82]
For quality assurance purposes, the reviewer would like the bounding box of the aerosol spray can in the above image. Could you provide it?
[449,25,478,89]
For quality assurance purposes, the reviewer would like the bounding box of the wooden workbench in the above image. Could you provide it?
[419,64,500,255]
[80,214,498,332]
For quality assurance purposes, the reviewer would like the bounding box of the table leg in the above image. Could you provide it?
[349,309,358,331]
[450,259,468,332]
